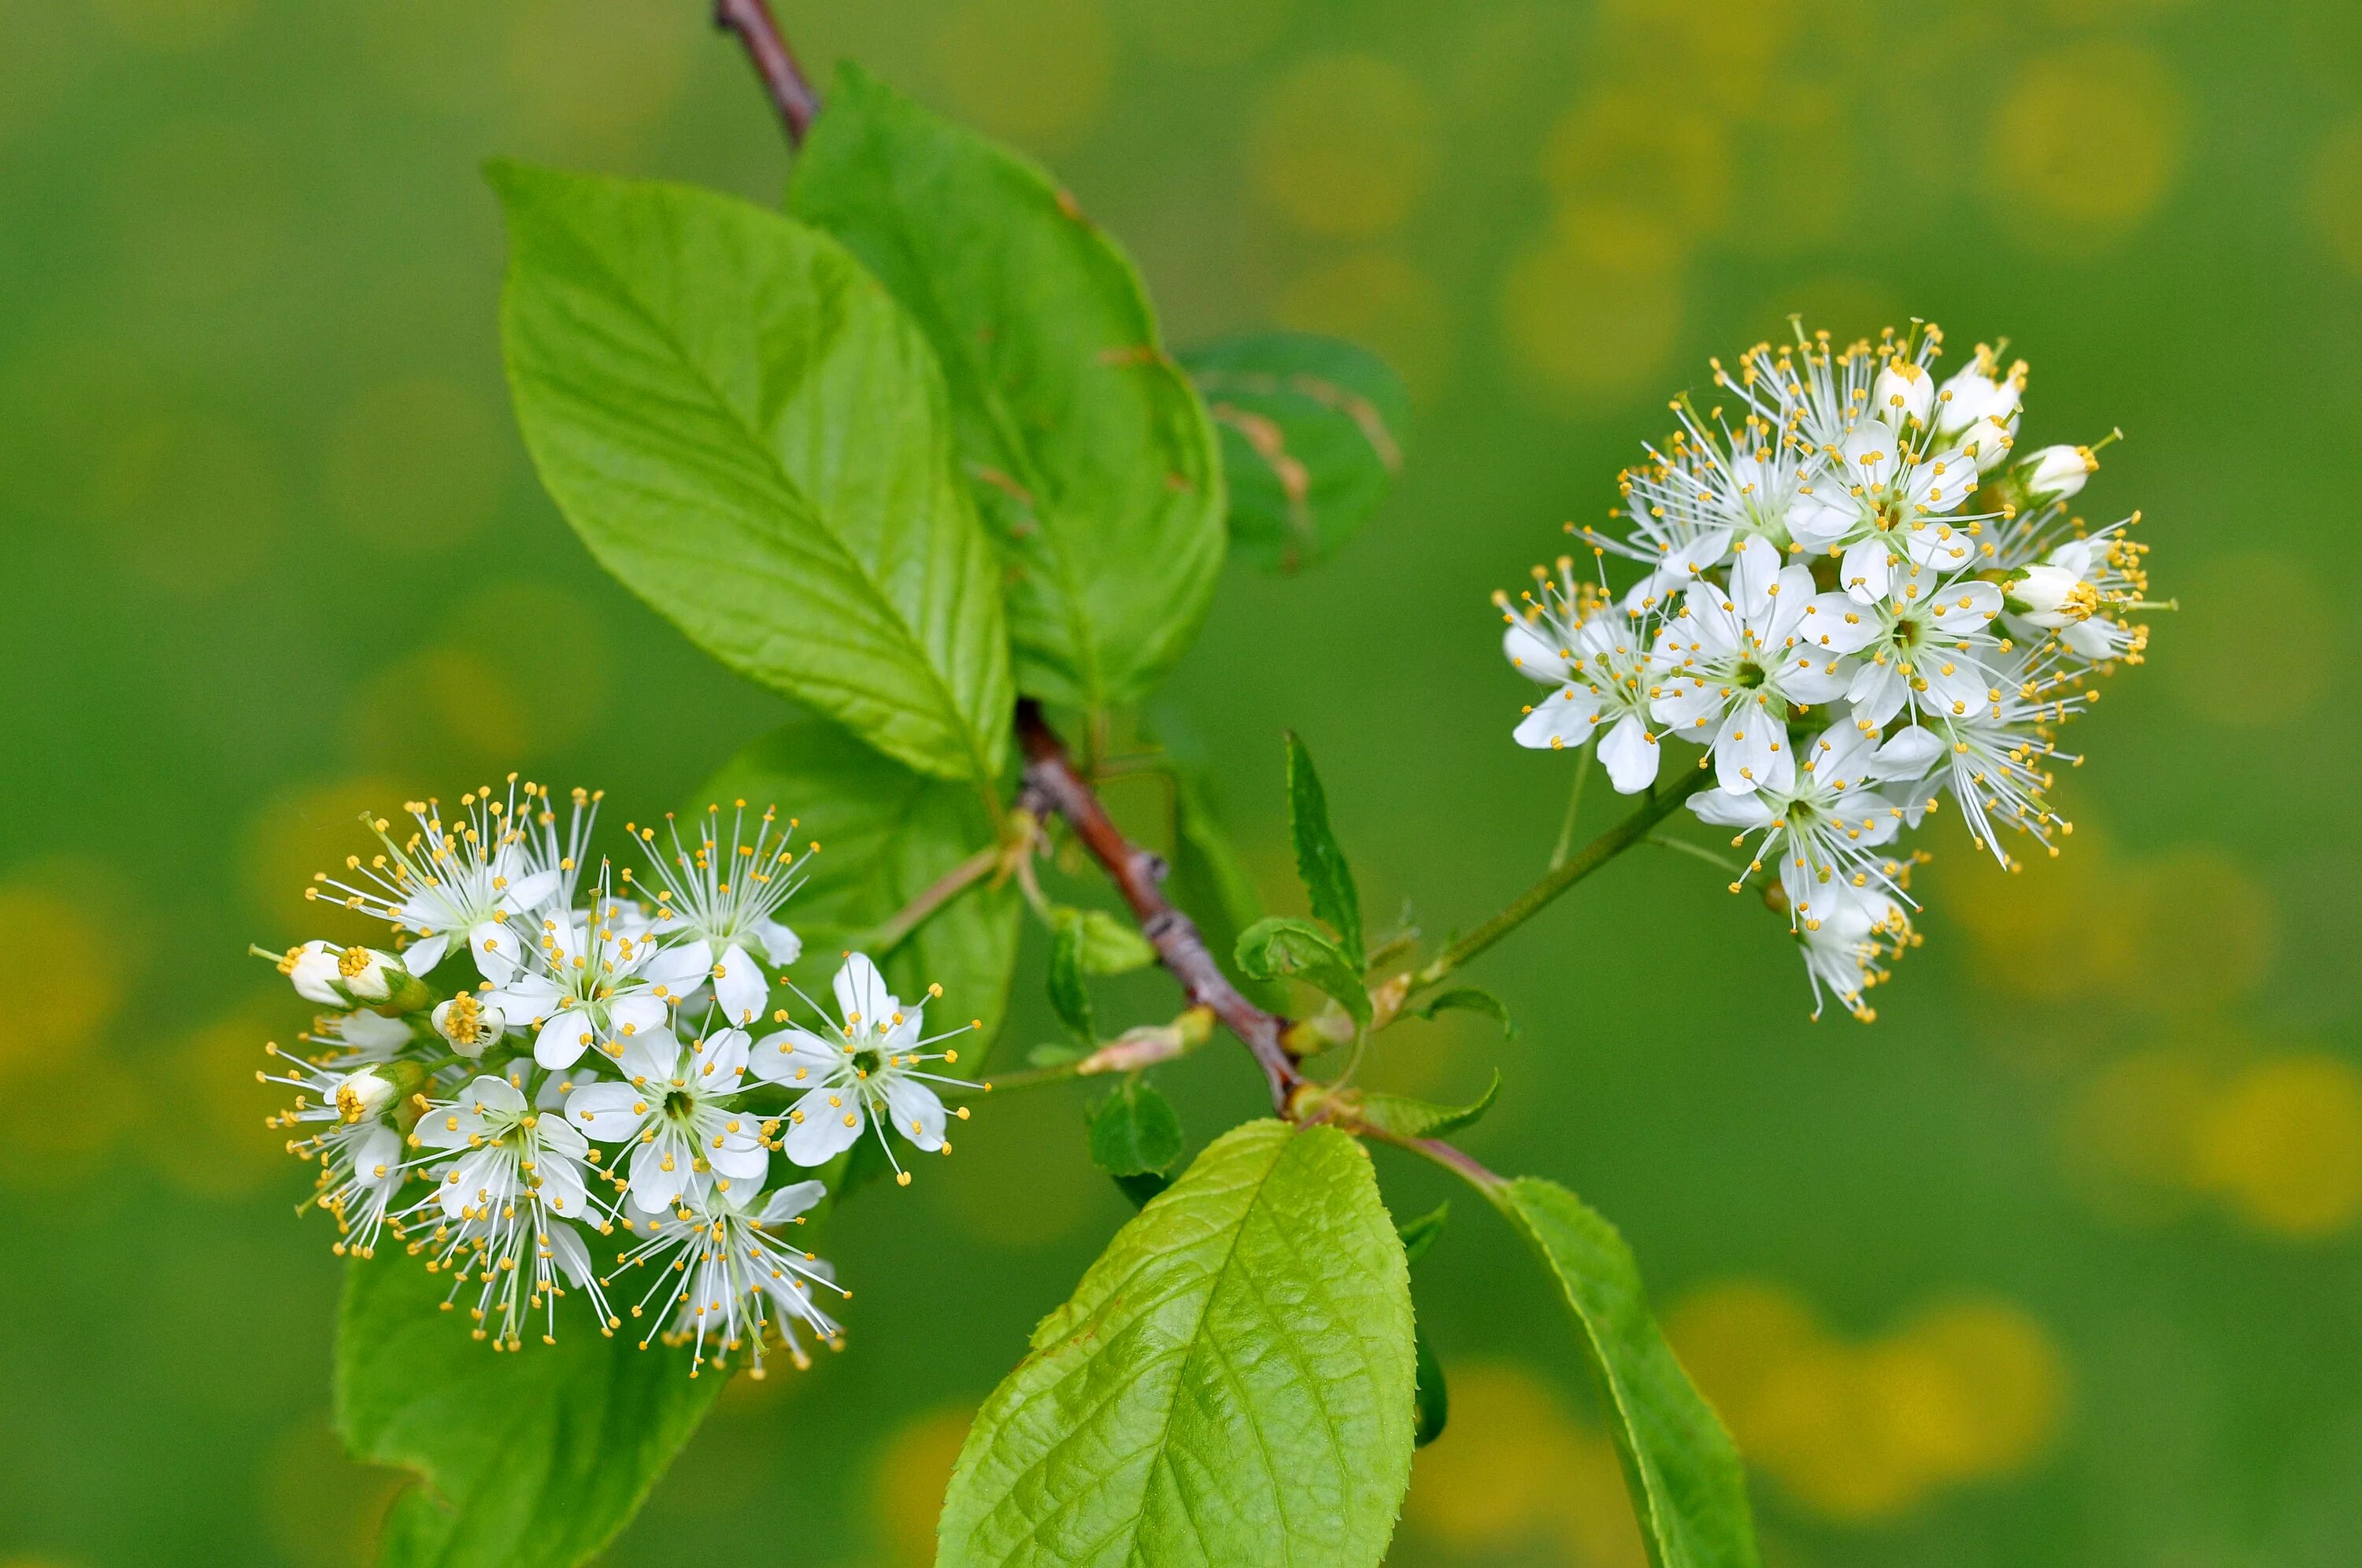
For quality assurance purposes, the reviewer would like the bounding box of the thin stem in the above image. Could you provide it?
[1547,747,1593,871]
[1016,701,1301,1109]
[863,841,1005,954]
[1645,831,1742,875]
[1404,767,1701,996]
[713,0,820,146]
[1358,1122,1505,1191]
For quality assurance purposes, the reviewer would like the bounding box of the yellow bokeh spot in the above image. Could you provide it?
[1403,1361,1644,1566]
[2195,1055,2362,1239]
[325,378,510,555]
[255,1416,402,1568]
[870,1405,977,1566]
[152,1000,298,1197]
[0,874,127,1077]
[1248,55,1436,239]
[2059,1046,2215,1225]
[88,0,253,52]
[1591,0,1793,120]
[1498,203,1685,406]
[90,413,283,597]
[1540,91,1729,240]
[1985,42,2184,255]
[1277,250,1453,404]
[1131,0,1294,67]
[932,0,1113,153]
[1669,1279,2067,1522]
[240,775,408,941]
[504,0,690,148]
[2309,119,2362,274]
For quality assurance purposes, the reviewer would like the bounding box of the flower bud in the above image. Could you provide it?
[2005,563,2101,627]
[1873,361,1934,430]
[433,993,505,1059]
[336,945,397,1000]
[2018,443,2096,501]
[279,941,347,1006]
[335,1067,396,1124]
[1955,414,2016,473]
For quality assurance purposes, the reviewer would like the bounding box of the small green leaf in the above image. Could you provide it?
[1489,1177,1760,1568]
[1355,1071,1503,1141]
[1085,1077,1183,1177]
[1180,332,1409,573]
[1396,1200,1450,1267]
[789,65,1226,712]
[1285,731,1364,968]
[1235,915,1371,1029]
[1412,1323,1449,1448]
[1169,769,1288,1013]
[939,1121,1415,1568]
[491,162,1011,783]
[1412,986,1517,1037]
[1046,915,1094,1043]
[337,1259,721,1568]
[691,709,1021,1048]
[1111,1170,1171,1209]
[1068,906,1157,975]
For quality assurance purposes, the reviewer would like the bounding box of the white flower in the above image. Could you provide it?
[1872,359,1935,431]
[608,1176,845,1377]
[2017,443,2097,502]
[566,1025,770,1215]
[1931,348,2025,459]
[1686,723,1916,929]
[302,780,563,983]
[431,993,505,1059]
[1829,563,2009,730]
[1649,538,1860,795]
[483,879,675,1071]
[261,1045,416,1258]
[1500,566,1673,793]
[1590,399,1809,601]
[1797,883,1916,1023]
[400,1072,617,1346]
[1919,677,2082,868]
[1787,423,1985,600]
[628,801,809,1026]
[302,1007,413,1064]
[748,952,976,1184]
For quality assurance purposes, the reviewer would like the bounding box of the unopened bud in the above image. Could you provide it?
[335,1068,396,1124]
[1873,361,1934,429]
[2018,443,2096,501]
[433,993,505,1058]
[337,945,398,1001]
[1955,414,2016,473]
[2005,564,2100,627]
[283,941,346,1006]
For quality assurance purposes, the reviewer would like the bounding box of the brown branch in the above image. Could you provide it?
[713,0,819,146]
[1016,700,1302,1109]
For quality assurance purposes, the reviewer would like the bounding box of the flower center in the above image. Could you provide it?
[664,1089,695,1120]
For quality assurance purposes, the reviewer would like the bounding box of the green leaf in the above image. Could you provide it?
[1180,332,1409,573]
[1067,906,1158,976]
[787,65,1225,711]
[1354,1070,1503,1141]
[1285,731,1364,968]
[939,1121,1415,1568]
[690,708,1021,1048]
[1411,1324,1449,1448]
[337,1259,721,1568]
[1396,1200,1449,1267]
[1489,1178,1760,1568]
[1046,915,1095,1043]
[1411,986,1517,1037]
[1111,1171,1171,1210]
[1085,1077,1183,1177]
[491,161,1012,783]
[1235,915,1371,1030]
[1168,770,1289,1014]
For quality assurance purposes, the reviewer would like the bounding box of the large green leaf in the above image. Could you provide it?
[1490,1178,1760,1568]
[939,1120,1416,1568]
[1084,1076,1183,1178]
[492,161,1012,782]
[338,1258,722,1568]
[787,65,1225,712]
[1179,332,1408,573]
[690,708,1021,1050]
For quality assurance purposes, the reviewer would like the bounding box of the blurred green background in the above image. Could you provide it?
[4,0,2358,1563]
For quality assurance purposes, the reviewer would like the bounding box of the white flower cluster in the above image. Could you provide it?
[256,778,978,1375]
[1499,323,2162,1020]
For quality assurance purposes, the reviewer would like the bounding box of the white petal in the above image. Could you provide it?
[616,1026,680,1084]
[1512,686,1608,750]
[1872,725,1943,782]
[831,953,896,1034]
[1840,538,1894,605]
[694,1026,750,1089]
[501,869,561,915]
[536,1153,589,1219]
[1688,788,1772,829]
[1713,703,1792,795]
[641,937,711,1003]
[712,944,767,1026]
[546,1222,595,1287]
[747,1026,842,1087]
[535,1008,594,1071]
[566,1082,647,1141]
[1597,712,1660,793]
[609,993,670,1042]
[1795,593,1879,654]
[463,1074,527,1116]
[1502,618,1570,683]
[753,919,802,967]
[628,1137,687,1215]
[402,933,451,976]
[758,1180,827,1225]
[783,1087,864,1166]
[1730,534,1780,619]
[883,1079,947,1152]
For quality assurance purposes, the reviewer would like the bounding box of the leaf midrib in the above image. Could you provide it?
[520,188,996,784]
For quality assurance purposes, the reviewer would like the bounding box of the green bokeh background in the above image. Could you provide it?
[5,1,2358,1564]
